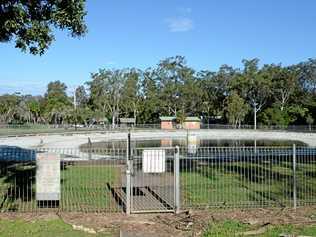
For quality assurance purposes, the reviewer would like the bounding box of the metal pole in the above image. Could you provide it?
[73,86,77,131]
[88,137,92,160]
[174,146,180,214]
[126,170,131,215]
[293,143,297,209]
[126,131,131,214]
[127,131,131,161]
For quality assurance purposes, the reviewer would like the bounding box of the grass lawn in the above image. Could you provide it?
[0,163,123,212]
[0,156,315,211]
[60,164,123,212]
[203,220,316,237]
[0,218,112,237]
[181,160,316,208]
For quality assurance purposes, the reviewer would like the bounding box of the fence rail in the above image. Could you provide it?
[0,145,315,212]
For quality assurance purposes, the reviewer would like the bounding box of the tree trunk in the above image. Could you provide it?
[112,114,115,128]
[134,109,137,126]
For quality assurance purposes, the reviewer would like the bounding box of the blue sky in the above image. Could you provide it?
[1,0,316,95]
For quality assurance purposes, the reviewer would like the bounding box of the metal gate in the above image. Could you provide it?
[126,146,180,214]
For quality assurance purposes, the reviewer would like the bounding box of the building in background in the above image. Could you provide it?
[183,117,201,130]
[160,116,176,130]
[119,118,136,128]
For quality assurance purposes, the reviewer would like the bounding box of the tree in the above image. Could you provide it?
[297,58,316,94]
[88,69,126,128]
[0,0,87,55]
[200,65,236,121]
[264,65,298,111]
[75,86,88,108]
[26,96,42,123]
[138,69,161,123]
[44,80,70,124]
[232,59,271,129]
[225,91,249,128]
[157,56,187,116]
[180,67,203,116]
[0,94,19,123]
[121,69,141,123]
[297,59,316,123]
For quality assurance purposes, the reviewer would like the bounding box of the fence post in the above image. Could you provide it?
[126,131,131,215]
[174,146,180,214]
[293,143,297,209]
[88,137,92,160]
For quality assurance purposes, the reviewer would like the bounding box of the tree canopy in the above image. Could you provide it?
[0,56,315,127]
[0,0,87,54]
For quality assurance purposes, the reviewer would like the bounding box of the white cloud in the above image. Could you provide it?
[165,17,194,32]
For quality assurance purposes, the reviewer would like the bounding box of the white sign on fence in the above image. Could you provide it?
[142,149,166,173]
[36,153,60,201]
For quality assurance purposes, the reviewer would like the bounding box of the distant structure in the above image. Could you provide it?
[93,117,108,125]
[183,117,201,130]
[160,116,176,130]
[161,138,173,147]
[119,118,136,128]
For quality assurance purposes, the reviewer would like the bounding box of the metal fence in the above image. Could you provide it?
[0,147,126,212]
[180,146,316,208]
[0,145,315,213]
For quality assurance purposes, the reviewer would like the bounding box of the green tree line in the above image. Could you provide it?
[1,56,315,128]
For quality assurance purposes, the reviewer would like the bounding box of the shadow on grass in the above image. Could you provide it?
[0,146,36,211]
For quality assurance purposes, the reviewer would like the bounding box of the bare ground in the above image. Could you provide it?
[1,207,316,236]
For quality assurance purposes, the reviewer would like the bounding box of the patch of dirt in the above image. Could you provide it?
[1,207,316,236]
[0,212,59,222]
[200,206,316,225]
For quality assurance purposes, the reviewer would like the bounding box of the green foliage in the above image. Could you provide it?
[121,69,141,121]
[225,91,249,127]
[44,81,71,124]
[0,0,87,55]
[260,107,289,126]
[260,105,308,126]
[1,56,316,127]
[138,69,161,123]
[87,69,127,127]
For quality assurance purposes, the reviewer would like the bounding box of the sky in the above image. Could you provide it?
[1,0,316,95]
